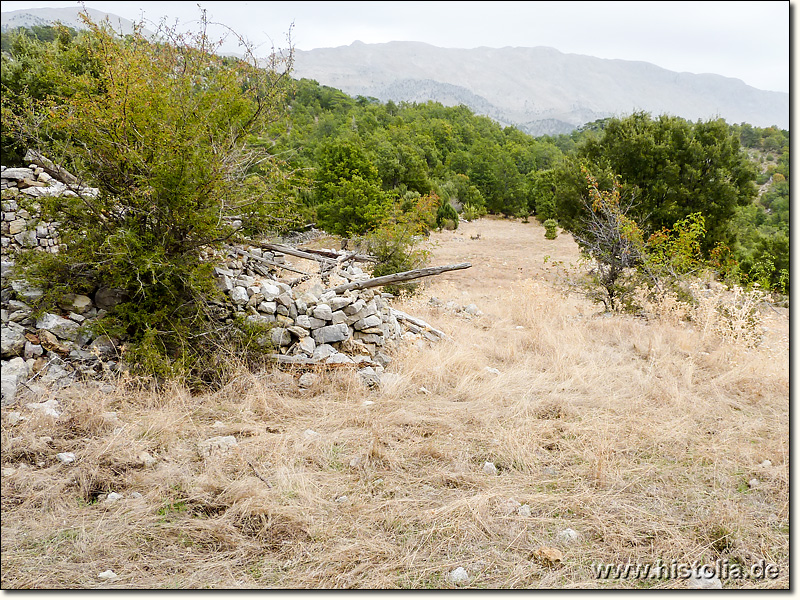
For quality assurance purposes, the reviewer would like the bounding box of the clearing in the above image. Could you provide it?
[1,217,789,589]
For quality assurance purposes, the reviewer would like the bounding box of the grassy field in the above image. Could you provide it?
[1,217,789,589]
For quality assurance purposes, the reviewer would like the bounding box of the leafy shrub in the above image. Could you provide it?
[461,202,487,222]
[7,11,294,386]
[543,219,559,239]
[435,200,459,230]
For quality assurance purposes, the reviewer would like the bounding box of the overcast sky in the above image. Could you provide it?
[1,1,791,93]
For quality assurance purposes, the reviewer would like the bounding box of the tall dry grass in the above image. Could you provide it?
[1,220,789,589]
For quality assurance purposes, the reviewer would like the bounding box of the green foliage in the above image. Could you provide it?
[313,139,391,236]
[461,202,487,221]
[360,195,436,294]
[645,213,707,277]
[565,112,758,253]
[543,219,559,240]
[435,200,459,230]
[6,11,294,386]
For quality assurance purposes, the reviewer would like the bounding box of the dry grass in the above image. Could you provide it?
[1,217,789,589]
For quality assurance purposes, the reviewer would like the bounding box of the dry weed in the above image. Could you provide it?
[1,218,788,589]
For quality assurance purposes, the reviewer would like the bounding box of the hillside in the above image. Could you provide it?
[293,42,789,135]
[0,7,153,38]
[1,218,789,589]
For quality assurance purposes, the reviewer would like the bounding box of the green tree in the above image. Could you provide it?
[314,139,390,236]
[575,112,758,253]
[9,12,295,384]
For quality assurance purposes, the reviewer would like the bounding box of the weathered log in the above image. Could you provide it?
[24,149,79,186]
[226,245,311,276]
[298,247,378,263]
[391,308,448,340]
[266,354,319,365]
[256,243,337,265]
[266,354,376,367]
[331,263,472,293]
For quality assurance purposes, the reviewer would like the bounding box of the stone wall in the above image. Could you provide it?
[1,163,99,256]
[1,160,444,406]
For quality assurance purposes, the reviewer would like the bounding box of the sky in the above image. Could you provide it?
[0,1,791,93]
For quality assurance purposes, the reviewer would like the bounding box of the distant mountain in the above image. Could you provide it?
[293,41,789,135]
[2,9,788,136]
[1,7,153,37]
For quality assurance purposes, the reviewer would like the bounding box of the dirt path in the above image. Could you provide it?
[420,216,581,299]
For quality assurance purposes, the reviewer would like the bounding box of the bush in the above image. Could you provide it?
[360,195,434,294]
[435,200,459,230]
[543,219,559,239]
[8,11,295,386]
[462,202,487,222]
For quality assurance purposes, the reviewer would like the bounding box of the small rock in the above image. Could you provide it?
[500,498,522,515]
[129,492,143,499]
[447,566,470,585]
[106,492,124,502]
[138,451,157,467]
[463,303,480,315]
[335,495,348,504]
[542,467,559,477]
[687,568,723,589]
[358,366,380,387]
[362,400,375,407]
[56,452,76,464]
[298,372,319,389]
[98,569,118,580]
[4,411,23,426]
[748,478,760,488]
[2,467,16,477]
[482,461,498,476]
[312,303,333,321]
[556,528,580,544]
[35,312,80,341]
[25,399,61,418]
[198,435,238,457]
[517,504,532,517]
[760,460,773,468]
[2,357,31,405]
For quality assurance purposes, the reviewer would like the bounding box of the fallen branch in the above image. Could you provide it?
[244,458,272,488]
[331,263,472,294]
[266,354,376,367]
[225,245,311,276]
[391,308,448,340]
[298,247,378,263]
[24,149,79,185]
[255,243,337,266]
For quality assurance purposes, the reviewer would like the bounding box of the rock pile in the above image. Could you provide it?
[1,154,453,406]
[1,154,99,255]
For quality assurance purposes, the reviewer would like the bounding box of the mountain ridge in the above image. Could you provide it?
[292,41,788,135]
[2,9,788,135]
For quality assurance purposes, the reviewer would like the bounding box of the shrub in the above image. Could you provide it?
[7,11,295,386]
[435,200,459,230]
[543,219,559,239]
[462,202,487,222]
